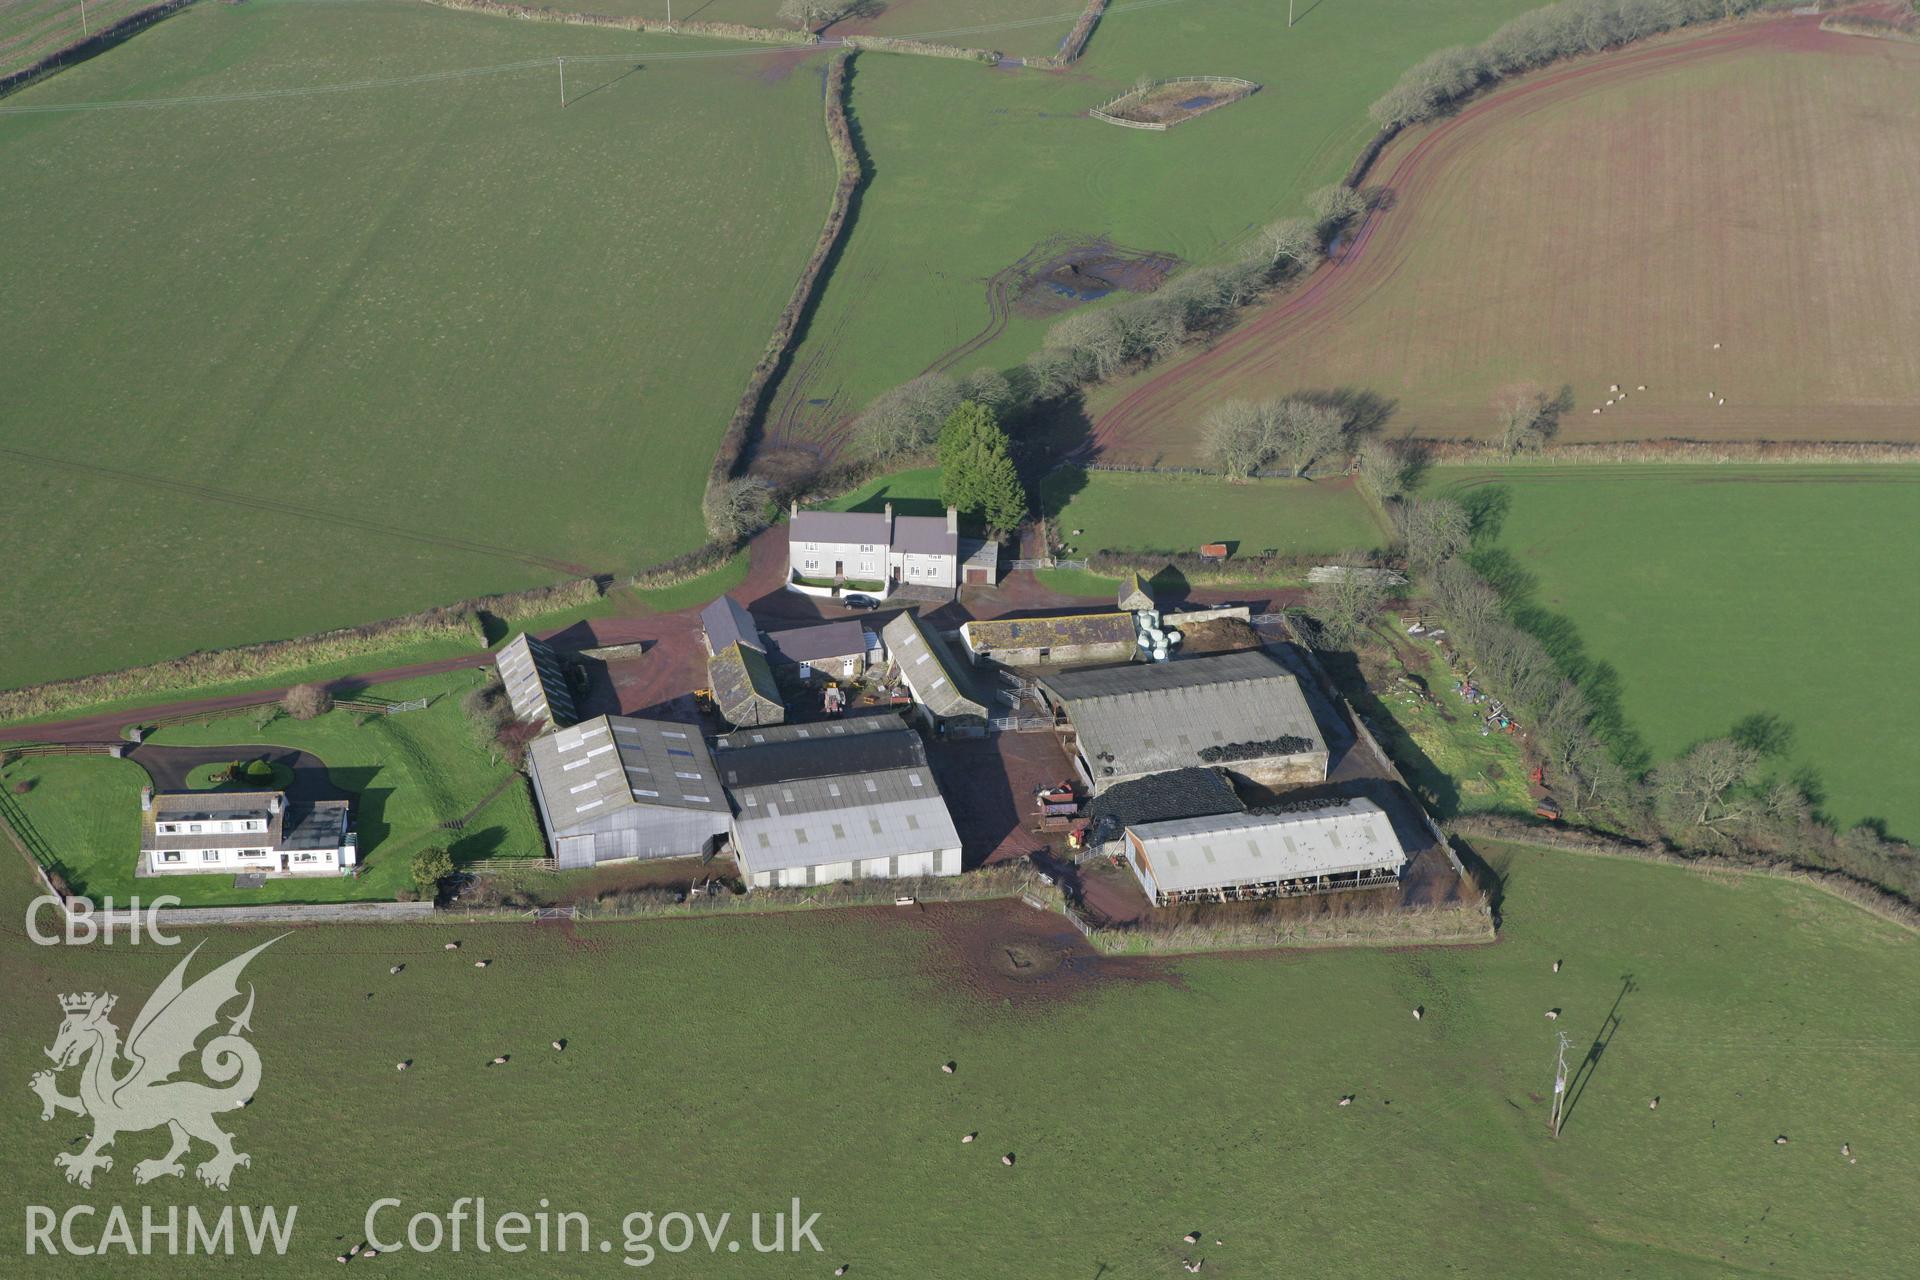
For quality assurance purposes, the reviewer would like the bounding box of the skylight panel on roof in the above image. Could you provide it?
[576,799,603,812]
[632,788,659,799]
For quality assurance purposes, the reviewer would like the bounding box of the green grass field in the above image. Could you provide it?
[0,0,834,691]
[0,0,158,77]
[1043,468,1388,557]
[2,838,1915,1275]
[0,669,541,905]
[759,0,1538,456]
[1435,465,1920,841]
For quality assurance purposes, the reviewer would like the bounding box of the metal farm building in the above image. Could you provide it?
[528,715,731,868]
[1123,799,1407,904]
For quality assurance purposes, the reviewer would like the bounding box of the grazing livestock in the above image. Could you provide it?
[1545,1009,1560,1020]
[835,1267,848,1276]
[1610,384,1619,393]
[445,941,460,951]
[1648,1097,1659,1110]
[475,960,490,968]
[941,1061,956,1075]
[1338,1095,1354,1106]
[1775,1135,1789,1145]
[1552,960,1561,973]
[1184,1232,1200,1244]
[1412,1007,1423,1020]
[1842,1142,1851,1157]
[491,1055,509,1066]
[1001,1153,1015,1166]
[396,1061,411,1072]
[1637,384,1647,391]
[551,1040,566,1052]
[961,1133,976,1144]
[389,965,403,975]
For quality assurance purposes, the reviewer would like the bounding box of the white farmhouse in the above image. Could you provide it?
[139,786,355,878]
[786,501,960,597]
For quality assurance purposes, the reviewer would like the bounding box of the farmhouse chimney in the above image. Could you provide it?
[946,505,958,535]
[139,786,152,812]
[789,498,798,519]
[268,794,283,815]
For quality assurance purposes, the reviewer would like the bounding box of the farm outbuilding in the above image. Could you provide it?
[882,610,990,732]
[1038,649,1328,795]
[712,718,962,889]
[762,619,877,680]
[700,594,765,658]
[1122,799,1407,905]
[708,641,785,728]
[494,632,575,730]
[1118,572,1156,613]
[527,716,731,869]
[959,611,1137,669]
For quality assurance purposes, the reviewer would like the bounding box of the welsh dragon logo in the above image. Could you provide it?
[30,937,280,1190]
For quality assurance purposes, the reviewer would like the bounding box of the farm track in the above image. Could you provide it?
[1091,14,1871,456]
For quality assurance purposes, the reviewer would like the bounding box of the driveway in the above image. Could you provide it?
[128,743,347,803]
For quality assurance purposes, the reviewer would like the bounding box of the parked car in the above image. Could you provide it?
[841,594,882,611]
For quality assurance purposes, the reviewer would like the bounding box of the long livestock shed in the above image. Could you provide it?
[713,717,962,890]
[528,715,731,868]
[1038,649,1328,794]
[495,632,575,729]
[1123,799,1407,905]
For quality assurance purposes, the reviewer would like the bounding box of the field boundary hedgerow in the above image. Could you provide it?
[0,0,195,97]
[1820,13,1920,41]
[841,34,999,63]
[1416,439,1920,465]
[1449,816,1920,933]
[0,578,602,725]
[705,49,861,500]
[1028,0,1105,69]
[416,0,819,45]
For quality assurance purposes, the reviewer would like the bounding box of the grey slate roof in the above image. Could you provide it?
[892,514,957,556]
[1041,649,1324,778]
[495,632,575,729]
[281,801,351,851]
[708,642,784,728]
[790,509,890,546]
[762,620,871,667]
[142,791,283,852]
[1128,799,1406,894]
[700,595,764,657]
[527,715,727,836]
[883,611,988,721]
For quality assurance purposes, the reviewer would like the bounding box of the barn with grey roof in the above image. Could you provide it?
[1121,799,1406,904]
[494,632,575,730]
[528,715,731,868]
[882,610,989,731]
[1038,649,1327,794]
[713,718,962,890]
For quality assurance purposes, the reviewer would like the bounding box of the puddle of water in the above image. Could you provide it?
[1048,281,1113,302]
[1177,95,1216,110]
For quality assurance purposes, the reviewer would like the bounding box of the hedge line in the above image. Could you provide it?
[841,35,999,63]
[1368,0,1787,130]
[0,578,603,724]
[705,50,862,500]
[0,0,196,97]
[1086,900,1495,954]
[1030,0,1106,69]
[417,0,820,45]
[1820,15,1920,43]
[1449,816,1920,934]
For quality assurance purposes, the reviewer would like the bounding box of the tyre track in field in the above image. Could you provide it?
[0,445,591,576]
[1090,16,1837,457]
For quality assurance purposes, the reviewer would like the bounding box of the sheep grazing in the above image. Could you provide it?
[1592,408,1602,414]
[1184,1232,1200,1244]
[336,1254,349,1264]
[389,965,403,976]
[1001,1153,1015,1166]
[396,1060,411,1072]
[835,1267,848,1276]
[1606,397,1615,405]
[551,1040,566,1052]
[941,1061,956,1075]
[1713,342,1722,350]
[1637,384,1647,391]
[1338,1095,1354,1107]
[1609,384,1619,393]
[1544,1009,1560,1021]
[1717,398,1725,406]
[1552,960,1561,973]
[1775,1135,1789,1145]
[474,960,490,968]
[1648,1097,1658,1110]
[1842,1142,1851,1157]
[444,941,460,951]
[490,1055,509,1066]
[363,1249,377,1258]
[1412,1007,1423,1020]
[961,1132,976,1144]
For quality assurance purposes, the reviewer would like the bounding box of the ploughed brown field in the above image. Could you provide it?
[1090,15,1920,459]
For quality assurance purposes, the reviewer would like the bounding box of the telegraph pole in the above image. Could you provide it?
[1288,0,1294,27]
[81,0,90,37]
[1549,1031,1571,1138]
[557,57,567,108]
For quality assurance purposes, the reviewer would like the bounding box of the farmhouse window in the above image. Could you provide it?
[161,852,181,864]
[188,824,202,833]
[239,849,265,858]
[804,558,819,571]
[860,544,874,553]
[201,851,220,863]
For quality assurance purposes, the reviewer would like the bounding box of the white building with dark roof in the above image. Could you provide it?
[762,619,878,679]
[140,787,354,877]
[713,718,962,889]
[528,715,731,868]
[494,632,575,730]
[787,500,960,597]
[1038,649,1328,795]
[1122,799,1407,905]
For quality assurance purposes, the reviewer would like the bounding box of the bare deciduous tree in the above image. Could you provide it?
[1202,400,1269,481]
[1354,437,1410,502]
[1272,398,1350,477]
[282,683,331,720]
[703,475,775,541]
[853,372,961,460]
[1653,737,1763,831]
[1255,216,1323,275]
[1306,553,1392,648]
[1494,383,1559,456]
[777,0,848,30]
[1396,495,1471,573]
